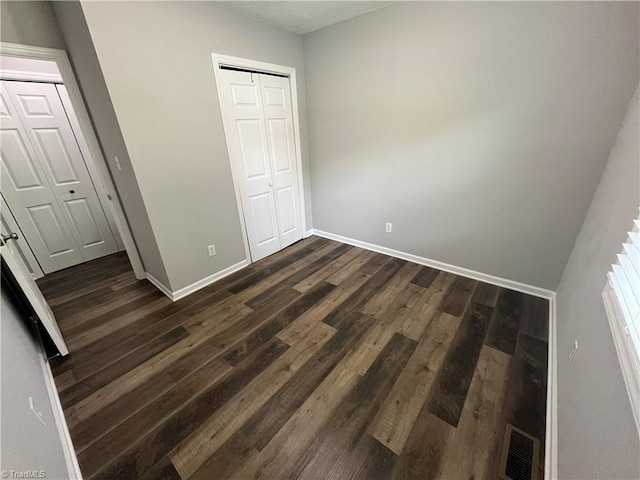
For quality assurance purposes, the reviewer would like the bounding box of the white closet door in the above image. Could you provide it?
[4,81,118,263]
[0,83,85,273]
[218,69,281,262]
[259,74,303,249]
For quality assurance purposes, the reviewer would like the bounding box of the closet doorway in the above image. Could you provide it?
[213,54,307,263]
[0,44,145,282]
[1,79,120,274]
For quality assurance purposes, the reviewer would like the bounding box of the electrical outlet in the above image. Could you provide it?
[568,340,578,364]
[29,397,46,426]
[385,222,392,233]
[114,156,122,171]
[208,244,216,256]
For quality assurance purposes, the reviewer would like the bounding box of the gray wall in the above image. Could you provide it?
[1,289,69,479]
[77,1,311,291]
[556,86,640,479]
[303,2,640,290]
[53,2,170,287]
[0,1,65,50]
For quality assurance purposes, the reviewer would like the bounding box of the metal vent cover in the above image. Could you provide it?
[498,424,540,480]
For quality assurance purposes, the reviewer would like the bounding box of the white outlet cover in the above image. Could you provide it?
[385,222,392,233]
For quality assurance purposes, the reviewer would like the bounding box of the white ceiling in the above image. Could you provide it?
[216,1,391,35]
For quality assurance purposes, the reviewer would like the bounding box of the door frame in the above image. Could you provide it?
[0,42,146,280]
[211,53,308,264]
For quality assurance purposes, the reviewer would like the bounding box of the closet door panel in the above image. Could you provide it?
[4,81,118,261]
[218,69,280,261]
[0,82,84,273]
[259,74,302,249]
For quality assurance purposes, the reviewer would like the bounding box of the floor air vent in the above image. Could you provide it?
[498,424,540,480]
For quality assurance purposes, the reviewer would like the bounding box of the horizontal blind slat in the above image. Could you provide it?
[612,264,640,321]
[622,242,640,276]
[619,254,640,304]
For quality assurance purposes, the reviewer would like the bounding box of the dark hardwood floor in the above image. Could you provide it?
[40,236,549,480]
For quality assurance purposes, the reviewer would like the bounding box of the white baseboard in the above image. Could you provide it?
[145,272,174,301]
[41,356,83,479]
[311,229,555,299]
[304,229,314,238]
[171,260,248,301]
[146,260,248,302]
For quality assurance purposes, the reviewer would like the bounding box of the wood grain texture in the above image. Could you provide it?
[427,302,492,427]
[325,249,378,285]
[440,275,478,317]
[473,282,501,308]
[519,294,550,342]
[438,345,512,479]
[244,243,349,309]
[409,266,439,289]
[369,312,461,454]
[91,338,290,479]
[361,262,422,319]
[293,246,364,293]
[59,327,189,408]
[234,364,361,480]
[169,323,335,479]
[323,257,406,329]
[241,311,374,452]
[485,287,525,355]
[392,410,454,480]
[78,358,233,477]
[39,239,548,480]
[503,332,549,480]
[397,272,457,341]
[277,270,372,346]
[293,333,416,480]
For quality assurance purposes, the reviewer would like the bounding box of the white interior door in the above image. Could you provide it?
[260,74,303,249]
[0,231,68,355]
[218,69,281,261]
[0,83,84,273]
[1,80,118,273]
[217,69,302,262]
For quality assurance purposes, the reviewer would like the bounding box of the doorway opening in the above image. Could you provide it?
[0,42,145,357]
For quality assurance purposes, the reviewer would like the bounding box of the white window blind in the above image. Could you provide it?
[604,210,640,433]
[608,213,640,353]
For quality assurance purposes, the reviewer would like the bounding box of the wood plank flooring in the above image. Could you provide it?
[40,236,549,480]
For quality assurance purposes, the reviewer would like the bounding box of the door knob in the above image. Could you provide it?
[0,232,18,246]
[268,182,273,188]
[69,189,75,194]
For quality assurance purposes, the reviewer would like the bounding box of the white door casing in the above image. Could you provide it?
[1,80,118,273]
[0,231,68,355]
[260,74,303,249]
[216,68,303,262]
